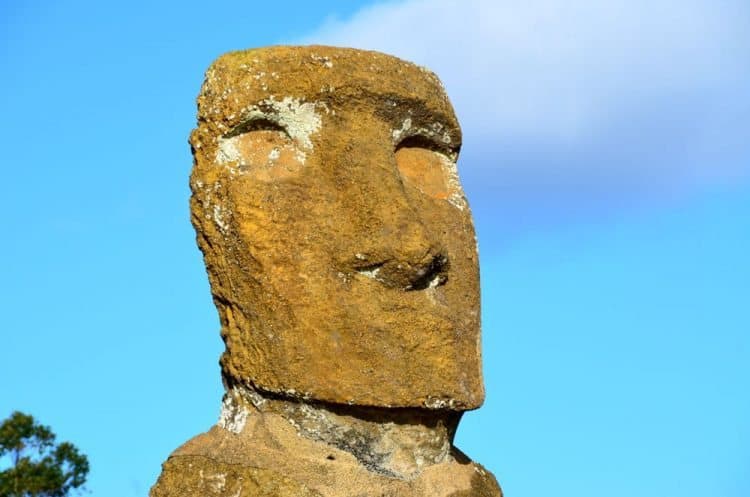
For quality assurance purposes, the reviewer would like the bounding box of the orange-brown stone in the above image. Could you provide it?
[151,46,502,497]
[189,45,483,409]
[151,390,502,497]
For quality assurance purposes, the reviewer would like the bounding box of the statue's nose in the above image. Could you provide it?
[362,219,448,291]
[331,137,449,290]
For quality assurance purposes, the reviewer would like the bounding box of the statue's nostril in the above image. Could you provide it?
[405,254,449,291]
[354,254,448,291]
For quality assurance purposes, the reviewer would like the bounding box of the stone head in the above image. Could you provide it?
[189,46,483,409]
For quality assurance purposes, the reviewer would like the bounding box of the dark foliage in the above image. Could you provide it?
[0,412,88,497]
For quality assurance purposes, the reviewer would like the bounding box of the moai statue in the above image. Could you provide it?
[150,46,502,497]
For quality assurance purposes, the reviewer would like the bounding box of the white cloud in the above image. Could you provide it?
[301,0,749,188]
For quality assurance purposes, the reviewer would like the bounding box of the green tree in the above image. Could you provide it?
[0,412,88,497]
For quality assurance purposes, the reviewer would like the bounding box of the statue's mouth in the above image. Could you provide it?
[353,254,449,291]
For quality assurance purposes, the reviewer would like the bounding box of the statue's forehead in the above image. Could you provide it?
[196,46,461,146]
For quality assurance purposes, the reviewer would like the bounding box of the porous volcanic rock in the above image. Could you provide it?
[151,388,501,497]
[151,45,502,497]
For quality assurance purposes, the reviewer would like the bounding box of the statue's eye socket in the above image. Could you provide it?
[225,118,288,138]
[394,136,455,201]
[217,119,305,180]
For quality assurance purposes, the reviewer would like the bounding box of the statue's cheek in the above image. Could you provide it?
[395,145,467,212]
[216,129,306,182]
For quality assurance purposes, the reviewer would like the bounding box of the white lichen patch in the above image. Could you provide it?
[392,117,413,142]
[423,396,458,409]
[253,96,322,150]
[216,136,242,165]
[357,267,381,279]
[217,390,250,434]
[294,149,307,164]
[428,122,452,145]
[474,465,488,477]
[427,274,442,289]
[310,54,333,68]
[242,386,268,409]
[212,204,229,233]
[214,97,324,168]
[202,472,226,493]
[192,179,233,236]
[392,119,456,149]
[439,154,468,211]
[424,279,444,307]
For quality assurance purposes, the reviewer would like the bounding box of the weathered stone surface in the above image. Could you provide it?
[151,45,502,497]
[151,388,502,497]
[189,45,483,409]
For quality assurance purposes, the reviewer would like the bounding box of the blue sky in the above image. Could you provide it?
[1,1,748,496]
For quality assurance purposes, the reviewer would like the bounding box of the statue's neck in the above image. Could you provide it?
[218,384,462,479]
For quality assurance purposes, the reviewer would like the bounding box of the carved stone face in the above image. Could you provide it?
[190,46,483,409]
